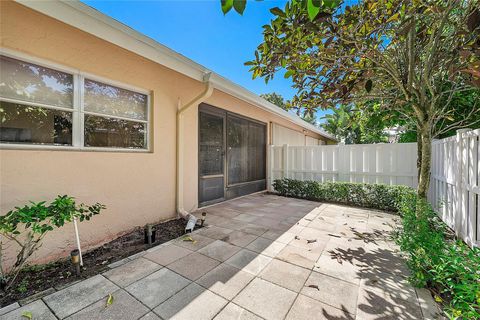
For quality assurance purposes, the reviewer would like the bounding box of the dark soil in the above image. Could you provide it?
[1,218,198,307]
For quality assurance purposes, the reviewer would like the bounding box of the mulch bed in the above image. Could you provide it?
[1,218,198,307]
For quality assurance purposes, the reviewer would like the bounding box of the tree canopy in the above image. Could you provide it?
[260,92,289,110]
[244,0,480,197]
[322,103,392,144]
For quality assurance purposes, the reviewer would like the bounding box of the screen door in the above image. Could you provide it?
[198,109,225,206]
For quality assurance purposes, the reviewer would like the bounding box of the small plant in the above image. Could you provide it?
[17,278,28,293]
[0,195,105,291]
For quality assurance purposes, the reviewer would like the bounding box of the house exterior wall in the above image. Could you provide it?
[271,123,325,146]
[0,1,330,267]
[306,136,320,146]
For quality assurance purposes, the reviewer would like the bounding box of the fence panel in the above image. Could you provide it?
[430,129,479,247]
[268,142,418,190]
[268,132,479,247]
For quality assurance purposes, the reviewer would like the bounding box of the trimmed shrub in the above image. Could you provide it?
[272,178,414,211]
[272,178,480,319]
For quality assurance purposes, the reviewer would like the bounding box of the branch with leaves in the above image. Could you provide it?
[245,0,479,198]
[0,196,105,290]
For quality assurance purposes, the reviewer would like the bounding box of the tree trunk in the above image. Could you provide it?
[416,124,423,179]
[417,126,432,199]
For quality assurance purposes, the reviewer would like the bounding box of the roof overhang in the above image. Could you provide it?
[15,0,336,141]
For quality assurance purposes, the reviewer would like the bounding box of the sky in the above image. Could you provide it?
[82,0,332,122]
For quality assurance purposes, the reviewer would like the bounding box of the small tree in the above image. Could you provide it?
[322,105,362,144]
[0,196,105,290]
[260,92,290,111]
[246,0,480,198]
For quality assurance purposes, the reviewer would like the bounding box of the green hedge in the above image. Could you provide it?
[272,178,415,211]
[272,178,480,319]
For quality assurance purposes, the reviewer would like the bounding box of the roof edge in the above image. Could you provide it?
[15,0,336,141]
[209,74,336,140]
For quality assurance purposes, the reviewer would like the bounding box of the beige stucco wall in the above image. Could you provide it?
[0,1,331,268]
[272,123,323,146]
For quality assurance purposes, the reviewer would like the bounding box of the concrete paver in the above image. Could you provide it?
[103,257,161,287]
[143,244,192,266]
[12,194,432,320]
[196,263,254,300]
[197,240,241,262]
[233,278,297,320]
[167,252,220,280]
[43,275,118,319]
[259,259,310,292]
[153,283,227,320]
[213,303,262,320]
[125,268,190,308]
[66,289,149,320]
[1,300,57,320]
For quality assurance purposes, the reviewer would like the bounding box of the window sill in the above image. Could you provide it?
[0,144,152,153]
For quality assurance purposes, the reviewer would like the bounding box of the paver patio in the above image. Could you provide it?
[1,193,440,320]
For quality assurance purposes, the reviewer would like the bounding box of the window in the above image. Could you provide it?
[0,53,150,150]
[83,79,148,149]
[0,55,74,145]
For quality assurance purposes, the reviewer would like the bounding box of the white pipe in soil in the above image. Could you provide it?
[73,217,83,266]
[176,73,213,230]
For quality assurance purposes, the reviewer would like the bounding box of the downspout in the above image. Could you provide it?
[176,72,213,231]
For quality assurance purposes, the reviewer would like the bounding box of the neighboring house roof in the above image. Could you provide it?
[15,0,335,141]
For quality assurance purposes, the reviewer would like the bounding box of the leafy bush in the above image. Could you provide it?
[397,195,480,320]
[273,178,414,211]
[0,196,105,291]
[272,178,480,319]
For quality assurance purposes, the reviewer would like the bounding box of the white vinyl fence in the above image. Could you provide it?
[268,143,418,189]
[268,131,480,248]
[430,129,480,247]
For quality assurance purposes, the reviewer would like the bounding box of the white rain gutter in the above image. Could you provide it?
[176,73,213,230]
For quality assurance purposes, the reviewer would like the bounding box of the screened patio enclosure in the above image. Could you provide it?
[198,104,267,207]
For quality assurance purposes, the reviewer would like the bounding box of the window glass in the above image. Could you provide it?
[0,101,72,145]
[84,114,146,149]
[84,79,147,121]
[0,55,73,108]
[0,55,150,150]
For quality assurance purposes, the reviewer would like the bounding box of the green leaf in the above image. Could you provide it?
[323,0,340,9]
[270,7,286,18]
[365,79,373,93]
[284,70,294,78]
[221,0,233,14]
[386,13,399,23]
[106,293,114,307]
[233,0,246,15]
[307,0,320,21]
[21,311,32,320]
[182,235,197,244]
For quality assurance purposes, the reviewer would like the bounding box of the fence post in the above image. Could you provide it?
[283,144,289,179]
[455,129,470,238]
[337,144,347,182]
[267,145,273,191]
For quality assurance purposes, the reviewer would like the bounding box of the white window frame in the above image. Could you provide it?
[0,48,151,152]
